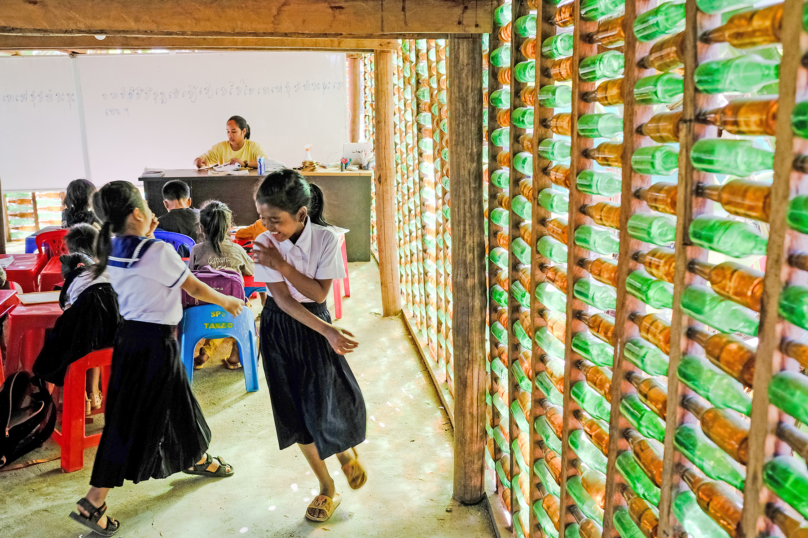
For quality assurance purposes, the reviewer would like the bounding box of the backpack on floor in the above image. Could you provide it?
[0,371,57,468]
[181,265,246,308]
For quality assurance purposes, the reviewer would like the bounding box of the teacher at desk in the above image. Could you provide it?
[194,115,279,169]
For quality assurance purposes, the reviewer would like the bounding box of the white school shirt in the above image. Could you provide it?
[66,268,111,306]
[108,241,191,325]
[253,220,346,303]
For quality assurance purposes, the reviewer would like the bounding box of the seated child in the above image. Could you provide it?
[33,224,123,415]
[189,200,254,370]
[157,180,200,242]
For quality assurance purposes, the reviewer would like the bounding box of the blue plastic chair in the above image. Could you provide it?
[154,229,196,257]
[179,305,259,392]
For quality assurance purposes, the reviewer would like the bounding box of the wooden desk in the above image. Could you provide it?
[139,169,373,262]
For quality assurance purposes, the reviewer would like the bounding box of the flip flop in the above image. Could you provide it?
[222,358,242,370]
[341,448,367,490]
[182,454,234,477]
[305,494,341,522]
[69,497,120,537]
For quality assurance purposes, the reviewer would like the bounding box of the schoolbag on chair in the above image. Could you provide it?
[0,372,56,468]
[181,265,246,308]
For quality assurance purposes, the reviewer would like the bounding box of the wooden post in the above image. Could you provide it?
[373,50,401,317]
[449,33,486,505]
[347,53,362,143]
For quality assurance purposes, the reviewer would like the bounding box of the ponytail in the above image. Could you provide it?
[255,169,330,227]
[199,200,232,256]
[228,115,250,140]
[92,181,145,278]
[307,183,330,227]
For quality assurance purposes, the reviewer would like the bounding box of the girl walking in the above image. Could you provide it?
[68,181,244,537]
[252,169,367,523]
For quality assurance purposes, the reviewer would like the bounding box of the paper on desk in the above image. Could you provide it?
[208,169,250,176]
[0,256,14,268]
[17,291,60,305]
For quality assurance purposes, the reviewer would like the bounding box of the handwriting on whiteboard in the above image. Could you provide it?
[97,79,345,106]
[0,90,77,109]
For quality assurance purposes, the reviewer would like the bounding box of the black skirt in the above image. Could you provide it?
[261,298,366,460]
[90,320,211,488]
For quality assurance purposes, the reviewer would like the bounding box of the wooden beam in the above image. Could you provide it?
[449,33,486,505]
[0,0,492,38]
[0,35,399,51]
[373,49,401,317]
[347,53,362,142]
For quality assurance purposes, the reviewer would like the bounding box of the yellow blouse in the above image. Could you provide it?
[199,140,268,166]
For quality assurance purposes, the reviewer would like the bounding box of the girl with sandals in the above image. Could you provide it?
[252,170,368,522]
[68,181,244,536]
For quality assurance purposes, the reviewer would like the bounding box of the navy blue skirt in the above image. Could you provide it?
[260,298,366,459]
[90,321,211,488]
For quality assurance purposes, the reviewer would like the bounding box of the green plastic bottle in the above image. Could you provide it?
[538,85,573,108]
[694,54,780,94]
[575,225,620,255]
[572,382,612,422]
[570,429,609,473]
[620,394,665,442]
[763,457,808,520]
[677,355,752,416]
[674,424,746,491]
[542,33,574,59]
[535,326,567,359]
[578,113,624,138]
[627,213,677,246]
[490,45,511,68]
[581,0,626,22]
[492,390,509,420]
[514,152,534,175]
[491,284,508,308]
[626,269,673,309]
[539,188,570,214]
[568,475,605,522]
[515,14,537,38]
[490,88,511,109]
[616,451,661,506]
[792,101,808,138]
[577,170,622,197]
[631,145,679,176]
[613,506,647,538]
[514,61,536,83]
[695,0,757,14]
[534,457,562,495]
[512,195,532,221]
[491,356,509,383]
[533,499,561,538]
[536,371,565,405]
[494,2,512,25]
[536,282,568,313]
[535,415,563,452]
[634,73,685,105]
[769,371,808,424]
[491,321,508,346]
[490,208,509,229]
[574,278,617,310]
[511,399,531,433]
[491,127,510,148]
[489,246,509,270]
[624,337,669,376]
[680,285,759,336]
[510,239,530,268]
[633,1,686,42]
[537,236,569,264]
[491,169,510,189]
[779,285,808,331]
[688,215,768,258]
[538,139,572,161]
[691,139,773,175]
[512,279,531,309]
[672,490,731,538]
[571,332,615,367]
[787,196,808,235]
[580,51,625,81]
[495,458,510,488]
[492,425,510,454]
[512,107,535,129]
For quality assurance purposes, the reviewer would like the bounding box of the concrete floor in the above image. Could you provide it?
[0,261,496,538]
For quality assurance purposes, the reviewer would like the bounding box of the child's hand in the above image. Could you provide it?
[326,326,359,355]
[222,296,244,318]
[147,215,159,237]
[253,241,286,271]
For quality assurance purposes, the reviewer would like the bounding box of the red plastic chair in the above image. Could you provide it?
[35,229,69,261]
[6,302,63,374]
[51,348,113,472]
[38,256,64,291]
[332,233,351,320]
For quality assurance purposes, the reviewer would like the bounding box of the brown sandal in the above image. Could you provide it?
[305,494,341,522]
[341,448,367,490]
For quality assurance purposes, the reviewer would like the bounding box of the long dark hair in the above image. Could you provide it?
[255,169,330,226]
[199,200,232,256]
[92,181,146,277]
[62,179,99,227]
[229,115,250,140]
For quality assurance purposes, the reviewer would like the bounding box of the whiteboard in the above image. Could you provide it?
[0,56,86,191]
[77,52,347,184]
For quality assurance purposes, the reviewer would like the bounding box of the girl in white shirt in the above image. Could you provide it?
[252,170,367,523]
[68,181,244,537]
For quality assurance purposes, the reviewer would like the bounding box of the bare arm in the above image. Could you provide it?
[253,242,331,303]
[182,274,243,317]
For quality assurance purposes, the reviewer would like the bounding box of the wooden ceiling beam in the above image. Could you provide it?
[0,0,493,38]
[0,35,399,52]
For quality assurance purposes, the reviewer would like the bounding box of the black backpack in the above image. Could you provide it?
[0,372,56,468]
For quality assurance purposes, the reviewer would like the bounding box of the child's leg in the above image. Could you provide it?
[76,486,115,529]
[224,338,241,368]
[194,339,211,368]
[87,367,102,408]
[299,443,338,519]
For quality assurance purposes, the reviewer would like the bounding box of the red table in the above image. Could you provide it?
[6,302,62,374]
[0,253,47,293]
[0,290,20,384]
[39,256,64,291]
